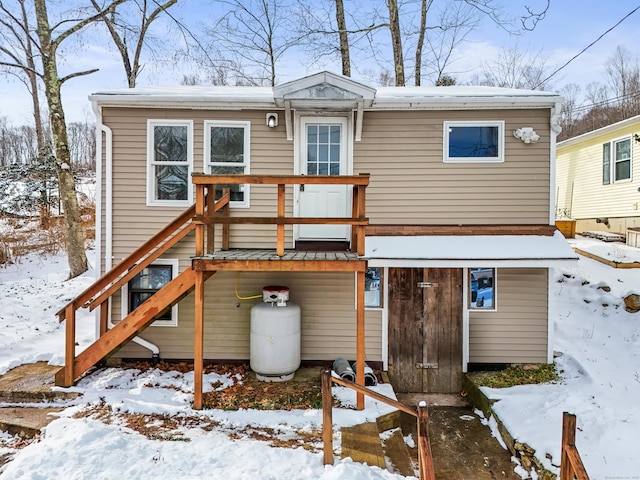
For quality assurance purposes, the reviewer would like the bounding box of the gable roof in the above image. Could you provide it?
[89,71,562,111]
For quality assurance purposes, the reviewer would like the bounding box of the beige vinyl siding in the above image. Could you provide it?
[355,109,552,225]
[556,122,640,227]
[469,268,548,363]
[114,271,383,362]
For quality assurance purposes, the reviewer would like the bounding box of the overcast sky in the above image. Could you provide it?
[0,0,638,125]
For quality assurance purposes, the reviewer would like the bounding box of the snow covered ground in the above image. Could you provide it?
[0,235,638,479]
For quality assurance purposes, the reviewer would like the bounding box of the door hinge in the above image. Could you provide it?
[415,363,439,369]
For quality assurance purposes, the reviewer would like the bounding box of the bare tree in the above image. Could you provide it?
[605,45,640,118]
[334,0,350,76]
[91,0,177,88]
[204,0,302,86]
[471,44,554,90]
[30,0,124,278]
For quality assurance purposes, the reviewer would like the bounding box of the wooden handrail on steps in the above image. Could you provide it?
[321,370,436,480]
[560,412,590,480]
[56,192,229,387]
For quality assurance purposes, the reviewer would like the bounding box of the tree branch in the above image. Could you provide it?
[60,68,99,84]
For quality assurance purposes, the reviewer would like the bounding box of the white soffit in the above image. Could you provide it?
[365,231,578,268]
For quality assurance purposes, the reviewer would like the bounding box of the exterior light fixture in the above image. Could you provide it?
[634,133,640,143]
[513,127,540,144]
[266,113,278,128]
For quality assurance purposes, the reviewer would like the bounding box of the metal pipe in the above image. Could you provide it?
[351,361,377,386]
[332,358,355,382]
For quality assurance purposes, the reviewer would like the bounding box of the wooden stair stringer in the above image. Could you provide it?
[55,269,214,386]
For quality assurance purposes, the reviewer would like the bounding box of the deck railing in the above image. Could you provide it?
[191,173,370,257]
[321,370,436,480]
[560,412,590,480]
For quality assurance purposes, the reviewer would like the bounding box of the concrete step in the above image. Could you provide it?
[0,407,64,438]
[0,362,79,403]
[340,422,386,469]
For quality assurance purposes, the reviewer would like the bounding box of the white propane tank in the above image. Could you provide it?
[250,286,301,382]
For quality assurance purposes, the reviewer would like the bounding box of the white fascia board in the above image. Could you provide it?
[367,258,578,268]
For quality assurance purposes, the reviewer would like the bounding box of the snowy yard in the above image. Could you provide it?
[0,235,638,479]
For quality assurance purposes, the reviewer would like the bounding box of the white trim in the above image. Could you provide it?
[120,258,179,327]
[443,120,505,163]
[203,120,251,208]
[369,258,576,268]
[608,135,633,184]
[547,268,554,363]
[146,119,194,207]
[468,268,497,312]
[382,267,389,371]
[462,268,469,373]
[550,102,561,223]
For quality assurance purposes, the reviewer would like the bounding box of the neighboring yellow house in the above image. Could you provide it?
[556,115,640,236]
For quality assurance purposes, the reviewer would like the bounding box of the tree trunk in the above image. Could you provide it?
[335,0,350,76]
[414,0,427,86]
[387,0,404,86]
[34,0,88,278]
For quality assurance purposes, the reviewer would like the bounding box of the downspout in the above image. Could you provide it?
[92,102,160,358]
[548,101,563,363]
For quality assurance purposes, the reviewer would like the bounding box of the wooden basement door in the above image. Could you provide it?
[388,268,463,393]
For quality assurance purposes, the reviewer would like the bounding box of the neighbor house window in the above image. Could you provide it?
[469,268,495,310]
[205,120,250,207]
[125,260,178,327]
[147,120,193,206]
[603,137,631,184]
[364,267,383,308]
[444,121,504,163]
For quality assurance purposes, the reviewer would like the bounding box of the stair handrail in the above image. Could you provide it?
[56,192,230,321]
[321,369,436,480]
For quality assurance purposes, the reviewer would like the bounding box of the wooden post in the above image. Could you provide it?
[99,300,109,337]
[193,270,205,409]
[277,183,285,256]
[356,183,366,256]
[63,304,76,386]
[417,401,436,480]
[206,186,216,254]
[322,369,334,465]
[195,184,205,257]
[356,270,365,410]
[351,185,359,249]
[221,187,230,251]
[561,412,576,480]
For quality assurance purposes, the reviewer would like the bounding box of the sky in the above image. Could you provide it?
[0,0,639,125]
[0,231,639,478]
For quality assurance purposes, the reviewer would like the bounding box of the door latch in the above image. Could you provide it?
[415,363,439,369]
[417,282,432,288]
[300,184,304,192]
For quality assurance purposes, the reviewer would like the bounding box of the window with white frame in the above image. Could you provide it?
[147,120,193,206]
[124,259,179,327]
[603,137,631,184]
[204,121,250,207]
[444,121,504,163]
[469,268,495,310]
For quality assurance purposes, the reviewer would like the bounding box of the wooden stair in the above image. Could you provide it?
[340,411,416,476]
[55,269,213,386]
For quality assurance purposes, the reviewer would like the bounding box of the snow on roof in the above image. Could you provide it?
[365,230,578,267]
[89,75,561,110]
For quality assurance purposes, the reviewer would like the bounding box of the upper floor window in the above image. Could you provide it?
[205,120,250,208]
[444,121,504,163]
[603,137,631,184]
[147,120,193,206]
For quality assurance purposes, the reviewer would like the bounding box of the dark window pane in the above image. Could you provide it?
[615,160,631,181]
[449,126,499,158]
[210,165,245,201]
[154,126,188,162]
[329,162,340,175]
[330,144,340,162]
[330,125,341,143]
[318,125,329,143]
[210,127,244,163]
[307,162,317,175]
[129,265,173,321]
[318,162,328,175]
[307,125,317,143]
[156,165,188,200]
[319,144,328,162]
[615,139,630,161]
[603,143,611,185]
[307,145,317,162]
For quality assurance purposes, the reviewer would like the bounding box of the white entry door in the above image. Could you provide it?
[297,117,350,241]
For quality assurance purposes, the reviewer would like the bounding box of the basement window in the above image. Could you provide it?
[444,121,504,163]
[124,260,178,327]
[469,268,496,310]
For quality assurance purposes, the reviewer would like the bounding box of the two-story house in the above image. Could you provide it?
[56,72,576,408]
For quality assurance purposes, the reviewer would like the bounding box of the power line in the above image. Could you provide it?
[535,4,640,89]
[570,90,640,114]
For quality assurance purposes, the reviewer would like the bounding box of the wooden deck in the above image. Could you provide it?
[192,249,366,272]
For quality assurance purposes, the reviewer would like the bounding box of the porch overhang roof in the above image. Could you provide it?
[365,231,578,268]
